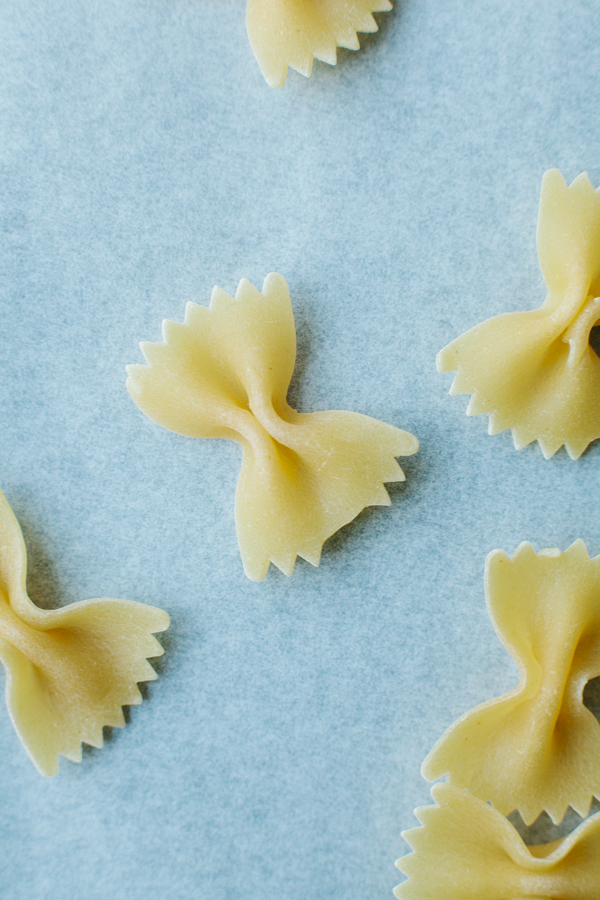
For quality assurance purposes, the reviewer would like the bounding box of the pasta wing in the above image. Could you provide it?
[0,491,169,775]
[127,273,418,581]
[422,540,600,825]
[235,407,416,580]
[395,782,600,900]
[438,170,600,459]
[246,0,392,88]
[127,274,296,441]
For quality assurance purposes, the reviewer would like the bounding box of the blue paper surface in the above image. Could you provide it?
[1,1,600,897]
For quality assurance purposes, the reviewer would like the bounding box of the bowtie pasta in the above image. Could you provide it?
[0,490,169,775]
[438,169,600,459]
[126,273,418,581]
[246,0,392,87]
[396,782,600,899]
[422,540,600,825]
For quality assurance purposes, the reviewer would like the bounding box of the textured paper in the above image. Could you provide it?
[2,2,600,897]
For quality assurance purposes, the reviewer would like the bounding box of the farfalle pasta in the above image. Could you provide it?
[126,273,418,582]
[0,489,169,775]
[438,169,600,458]
[422,540,600,825]
[395,782,600,899]
[246,0,392,88]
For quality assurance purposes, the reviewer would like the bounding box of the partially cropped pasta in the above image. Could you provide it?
[396,782,600,900]
[0,489,169,775]
[127,273,418,581]
[245,0,392,87]
[422,540,600,825]
[438,169,600,459]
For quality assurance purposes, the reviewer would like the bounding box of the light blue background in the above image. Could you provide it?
[1,1,600,897]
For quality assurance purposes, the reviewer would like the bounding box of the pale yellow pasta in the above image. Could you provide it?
[438,169,600,459]
[0,490,169,776]
[246,0,392,88]
[395,782,600,899]
[126,273,418,582]
[422,540,600,825]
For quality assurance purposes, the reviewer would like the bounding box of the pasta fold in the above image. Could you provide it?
[422,540,600,825]
[246,0,392,88]
[438,169,600,459]
[126,273,418,581]
[395,782,600,899]
[0,490,169,775]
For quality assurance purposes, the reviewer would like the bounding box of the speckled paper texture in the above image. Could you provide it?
[1,2,600,898]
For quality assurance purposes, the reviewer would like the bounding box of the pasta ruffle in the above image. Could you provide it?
[422,540,600,825]
[395,782,600,899]
[246,0,392,88]
[438,169,600,459]
[0,490,169,776]
[126,273,418,581]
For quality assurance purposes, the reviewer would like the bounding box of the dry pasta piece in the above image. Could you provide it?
[126,273,418,582]
[246,0,392,88]
[438,169,600,459]
[0,489,169,776]
[395,782,600,899]
[422,540,600,825]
